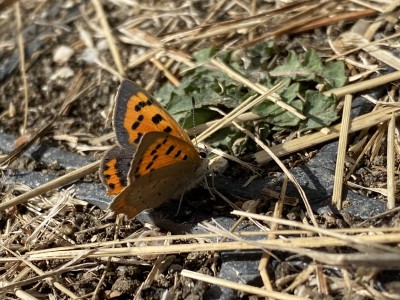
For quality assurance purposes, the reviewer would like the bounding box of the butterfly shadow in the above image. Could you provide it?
[134,187,220,234]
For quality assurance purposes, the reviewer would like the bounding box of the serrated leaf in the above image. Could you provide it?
[155,44,346,149]
[269,51,302,79]
[156,67,252,119]
[270,50,320,81]
[252,83,303,127]
[270,49,347,89]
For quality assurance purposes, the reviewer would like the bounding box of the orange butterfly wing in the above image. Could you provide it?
[110,132,206,218]
[101,79,192,195]
[110,161,204,219]
[128,131,202,180]
[113,79,191,149]
[101,79,207,215]
[100,146,135,195]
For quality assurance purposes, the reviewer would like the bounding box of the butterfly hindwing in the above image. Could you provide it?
[110,162,198,218]
[100,145,136,195]
[113,79,191,149]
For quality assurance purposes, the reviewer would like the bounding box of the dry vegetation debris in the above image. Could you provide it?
[0,0,400,299]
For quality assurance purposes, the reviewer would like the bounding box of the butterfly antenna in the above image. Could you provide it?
[191,96,199,147]
[191,96,208,161]
[175,180,188,216]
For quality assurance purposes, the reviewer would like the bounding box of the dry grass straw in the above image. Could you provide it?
[229,121,318,229]
[327,31,400,62]
[182,269,303,300]
[150,57,180,87]
[329,14,400,211]
[255,104,400,164]
[196,82,283,143]
[350,0,397,13]
[345,129,380,181]
[6,225,399,252]
[0,73,90,167]
[188,70,400,139]
[4,227,400,263]
[0,160,100,212]
[258,176,289,296]
[387,113,396,209]
[0,74,101,211]
[210,58,305,120]
[1,260,96,296]
[2,0,400,298]
[232,211,400,254]
[3,217,400,295]
[157,0,309,46]
[14,2,28,133]
[91,0,124,77]
[287,8,376,36]
[237,1,377,48]
[338,32,400,71]
[332,95,352,209]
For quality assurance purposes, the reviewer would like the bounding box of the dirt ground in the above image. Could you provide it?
[1,1,400,299]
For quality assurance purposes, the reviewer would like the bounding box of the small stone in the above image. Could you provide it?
[168,264,183,274]
[50,67,74,80]
[209,157,228,174]
[53,45,74,64]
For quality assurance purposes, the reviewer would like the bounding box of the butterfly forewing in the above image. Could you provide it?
[113,79,191,149]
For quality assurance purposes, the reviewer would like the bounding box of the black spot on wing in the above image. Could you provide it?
[132,121,140,130]
[166,145,175,155]
[134,101,146,112]
[134,132,143,144]
[152,114,163,125]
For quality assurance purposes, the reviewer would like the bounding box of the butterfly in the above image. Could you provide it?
[100,79,208,219]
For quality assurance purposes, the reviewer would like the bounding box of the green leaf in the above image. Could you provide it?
[155,67,253,119]
[269,51,304,79]
[180,108,221,129]
[155,44,347,150]
[206,127,240,150]
[155,82,178,107]
[321,61,347,88]
[193,47,217,63]
[270,49,347,89]
[299,91,338,131]
[252,83,303,127]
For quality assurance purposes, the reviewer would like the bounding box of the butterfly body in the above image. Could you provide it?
[100,79,207,219]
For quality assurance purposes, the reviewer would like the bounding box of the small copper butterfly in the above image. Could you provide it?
[100,79,208,219]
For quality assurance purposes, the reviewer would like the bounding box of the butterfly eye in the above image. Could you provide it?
[198,151,208,159]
